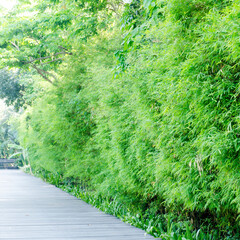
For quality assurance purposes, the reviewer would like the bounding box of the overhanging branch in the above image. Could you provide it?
[40,57,64,65]
[25,51,72,64]
[32,64,57,85]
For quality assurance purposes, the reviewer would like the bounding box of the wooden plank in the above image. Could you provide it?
[0,159,18,169]
[0,170,156,239]
[0,159,16,163]
[0,237,154,240]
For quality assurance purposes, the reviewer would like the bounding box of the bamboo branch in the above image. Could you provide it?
[10,41,20,51]
[107,2,120,16]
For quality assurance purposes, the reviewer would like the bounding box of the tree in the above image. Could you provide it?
[0,69,25,110]
[0,0,124,84]
[0,102,18,158]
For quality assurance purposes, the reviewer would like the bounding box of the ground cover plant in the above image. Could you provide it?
[1,0,240,239]
[34,168,223,240]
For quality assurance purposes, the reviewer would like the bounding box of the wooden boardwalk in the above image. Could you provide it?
[0,159,18,169]
[0,170,155,240]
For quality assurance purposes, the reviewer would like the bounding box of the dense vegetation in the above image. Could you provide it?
[1,0,240,239]
[0,101,18,159]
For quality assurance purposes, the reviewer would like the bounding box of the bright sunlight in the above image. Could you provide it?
[0,0,17,10]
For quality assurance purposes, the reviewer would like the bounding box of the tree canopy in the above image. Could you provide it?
[0,0,124,83]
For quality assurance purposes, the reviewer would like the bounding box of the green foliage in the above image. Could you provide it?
[12,0,240,239]
[0,0,107,104]
[0,0,122,84]
[0,104,18,158]
[0,69,25,110]
[0,68,43,110]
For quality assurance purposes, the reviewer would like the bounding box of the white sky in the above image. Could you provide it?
[0,0,17,10]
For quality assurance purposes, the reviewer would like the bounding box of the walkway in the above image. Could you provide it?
[0,170,155,239]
